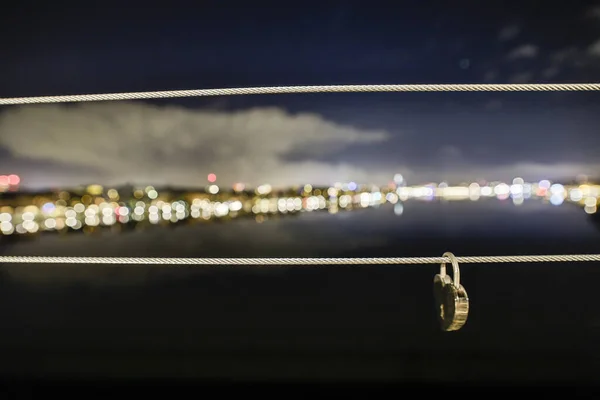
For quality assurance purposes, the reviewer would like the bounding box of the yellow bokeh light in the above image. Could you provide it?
[87,185,103,196]
[107,189,119,200]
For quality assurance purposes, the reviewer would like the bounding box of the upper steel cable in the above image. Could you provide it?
[1,83,600,105]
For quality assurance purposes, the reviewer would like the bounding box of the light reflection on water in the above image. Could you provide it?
[1,182,598,236]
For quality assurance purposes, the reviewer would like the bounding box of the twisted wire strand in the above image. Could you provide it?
[2,83,600,105]
[1,254,599,266]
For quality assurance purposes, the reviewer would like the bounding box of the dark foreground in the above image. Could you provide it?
[0,202,599,385]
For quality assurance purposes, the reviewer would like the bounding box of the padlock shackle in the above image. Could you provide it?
[440,252,460,288]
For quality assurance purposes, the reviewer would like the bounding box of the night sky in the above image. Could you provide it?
[1,1,600,188]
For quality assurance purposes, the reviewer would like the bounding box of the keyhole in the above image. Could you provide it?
[439,303,445,320]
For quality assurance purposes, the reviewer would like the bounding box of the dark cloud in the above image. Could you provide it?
[552,47,580,63]
[587,6,600,20]
[590,39,600,56]
[498,25,521,41]
[483,70,499,82]
[541,66,560,79]
[507,44,539,60]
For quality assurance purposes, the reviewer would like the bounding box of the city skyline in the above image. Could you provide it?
[1,177,598,237]
[1,169,597,193]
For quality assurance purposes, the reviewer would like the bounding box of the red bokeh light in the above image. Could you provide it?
[8,174,20,185]
[207,173,217,183]
[0,175,8,185]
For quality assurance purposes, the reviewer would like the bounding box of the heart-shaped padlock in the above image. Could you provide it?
[433,252,469,331]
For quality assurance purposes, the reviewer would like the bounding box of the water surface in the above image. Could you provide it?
[1,199,599,382]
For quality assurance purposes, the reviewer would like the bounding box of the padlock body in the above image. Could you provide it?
[433,274,469,331]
